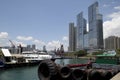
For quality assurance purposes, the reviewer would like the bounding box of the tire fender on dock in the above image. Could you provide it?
[38,60,57,80]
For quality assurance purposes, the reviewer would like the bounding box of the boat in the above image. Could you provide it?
[92,50,120,70]
[0,48,52,68]
[22,51,52,62]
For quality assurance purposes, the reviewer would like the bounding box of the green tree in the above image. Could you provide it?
[116,49,120,56]
[92,50,104,55]
[75,50,87,57]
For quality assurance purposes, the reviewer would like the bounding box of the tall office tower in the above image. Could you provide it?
[69,23,76,51]
[88,2,103,49]
[76,12,87,50]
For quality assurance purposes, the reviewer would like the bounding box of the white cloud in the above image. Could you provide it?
[111,2,115,4]
[103,7,120,38]
[33,39,68,51]
[62,36,68,41]
[0,32,8,38]
[17,36,33,41]
[114,6,120,10]
[46,40,61,51]
[13,40,27,47]
[103,4,110,8]
[33,39,46,45]
[0,33,68,51]
[108,11,120,18]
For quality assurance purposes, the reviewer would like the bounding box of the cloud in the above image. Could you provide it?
[108,11,120,18]
[13,40,27,47]
[0,32,9,46]
[114,6,120,10]
[33,39,46,46]
[103,4,110,8]
[17,36,33,41]
[62,36,68,41]
[0,33,68,51]
[46,40,61,51]
[103,7,120,38]
[33,39,68,51]
[0,32,8,38]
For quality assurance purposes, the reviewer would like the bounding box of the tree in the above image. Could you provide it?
[75,50,87,57]
[116,49,120,56]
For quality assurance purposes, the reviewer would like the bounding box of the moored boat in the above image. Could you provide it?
[22,51,52,62]
[92,50,120,70]
[0,48,52,69]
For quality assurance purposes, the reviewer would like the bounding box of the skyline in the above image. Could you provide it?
[0,0,120,51]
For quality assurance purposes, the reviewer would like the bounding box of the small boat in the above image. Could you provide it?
[0,61,4,68]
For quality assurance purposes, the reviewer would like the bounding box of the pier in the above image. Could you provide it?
[38,60,120,80]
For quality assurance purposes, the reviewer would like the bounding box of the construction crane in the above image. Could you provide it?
[9,40,15,48]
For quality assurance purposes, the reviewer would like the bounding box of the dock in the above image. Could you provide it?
[111,72,120,80]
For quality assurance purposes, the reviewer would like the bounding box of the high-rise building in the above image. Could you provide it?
[68,23,76,51]
[76,12,87,50]
[105,36,120,50]
[32,44,36,50]
[27,45,31,51]
[84,33,89,49]
[88,2,103,49]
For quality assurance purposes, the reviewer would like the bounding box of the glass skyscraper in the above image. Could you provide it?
[69,23,76,51]
[88,2,103,49]
[76,12,87,50]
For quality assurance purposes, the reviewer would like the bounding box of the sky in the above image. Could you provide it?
[0,0,120,51]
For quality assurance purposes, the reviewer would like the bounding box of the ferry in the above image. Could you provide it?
[22,51,52,62]
[0,48,52,68]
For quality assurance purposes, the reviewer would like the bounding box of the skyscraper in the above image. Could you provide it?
[69,23,76,51]
[32,44,36,50]
[88,2,103,49]
[76,12,87,50]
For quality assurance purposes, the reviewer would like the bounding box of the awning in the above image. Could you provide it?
[1,49,12,57]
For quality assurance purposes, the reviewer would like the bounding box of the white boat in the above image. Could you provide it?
[22,51,52,62]
[1,49,52,63]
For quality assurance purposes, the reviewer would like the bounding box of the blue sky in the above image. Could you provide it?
[0,0,120,51]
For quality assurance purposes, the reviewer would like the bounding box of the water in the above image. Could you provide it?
[0,58,88,80]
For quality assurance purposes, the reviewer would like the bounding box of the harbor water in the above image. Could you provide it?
[0,58,88,80]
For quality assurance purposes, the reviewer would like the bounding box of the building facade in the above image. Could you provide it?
[84,33,89,49]
[105,36,120,50]
[32,44,36,50]
[76,12,87,50]
[68,23,76,51]
[88,2,103,49]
